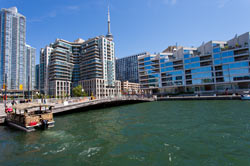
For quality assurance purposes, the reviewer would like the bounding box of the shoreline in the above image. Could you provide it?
[157,95,241,101]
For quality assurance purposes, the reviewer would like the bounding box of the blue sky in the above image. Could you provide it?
[1,0,250,64]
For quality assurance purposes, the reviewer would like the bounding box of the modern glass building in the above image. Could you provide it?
[116,52,147,83]
[0,7,35,90]
[139,32,250,95]
[138,53,161,94]
[0,7,26,90]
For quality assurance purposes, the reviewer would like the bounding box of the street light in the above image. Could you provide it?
[82,89,84,97]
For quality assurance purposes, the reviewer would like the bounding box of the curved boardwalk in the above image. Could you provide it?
[53,97,154,114]
[0,97,154,123]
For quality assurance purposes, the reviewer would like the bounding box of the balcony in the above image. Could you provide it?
[221,43,249,52]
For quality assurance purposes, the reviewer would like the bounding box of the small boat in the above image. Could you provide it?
[241,94,250,100]
[241,91,250,100]
[6,103,55,132]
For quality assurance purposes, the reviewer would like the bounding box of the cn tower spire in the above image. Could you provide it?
[106,4,113,41]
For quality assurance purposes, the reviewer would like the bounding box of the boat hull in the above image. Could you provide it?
[6,121,36,132]
[6,120,55,132]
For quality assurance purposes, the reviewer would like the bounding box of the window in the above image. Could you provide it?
[214,59,222,65]
[185,63,200,70]
[165,62,173,67]
[191,67,211,74]
[222,57,234,63]
[213,48,221,53]
[221,51,234,58]
[184,54,191,59]
[213,53,220,59]
[190,57,200,63]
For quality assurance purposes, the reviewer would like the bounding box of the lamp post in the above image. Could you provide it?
[4,73,7,110]
[82,89,84,98]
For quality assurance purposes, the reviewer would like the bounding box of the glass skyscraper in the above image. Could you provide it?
[0,7,35,90]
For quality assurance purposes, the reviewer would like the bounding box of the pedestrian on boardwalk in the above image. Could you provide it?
[11,99,17,106]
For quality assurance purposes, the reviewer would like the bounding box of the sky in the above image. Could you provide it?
[1,0,250,64]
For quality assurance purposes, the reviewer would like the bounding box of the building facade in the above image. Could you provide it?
[138,52,162,94]
[121,81,140,95]
[40,45,53,94]
[116,52,146,83]
[25,44,36,90]
[0,7,35,90]
[46,39,83,97]
[139,32,250,95]
[35,64,39,90]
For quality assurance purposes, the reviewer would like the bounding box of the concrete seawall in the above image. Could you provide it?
[157,95,241,101]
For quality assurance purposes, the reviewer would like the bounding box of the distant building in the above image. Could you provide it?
[0,7,35,90]
[35,64,39,90]
[121,81,141,95]
[116,52,147,83]
[139,32,250,95]
[40,46,53,95]
[25,44,36,90]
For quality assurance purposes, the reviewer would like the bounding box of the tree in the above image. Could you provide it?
[72,85,87,97]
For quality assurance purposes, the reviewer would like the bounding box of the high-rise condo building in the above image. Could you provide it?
[116,52,147,83]
[40,7,121,98]
[25,44,36,90]
[40,45,53,94]
[48,39,83,97]
[79,35,121,98]
[0,7,35,90]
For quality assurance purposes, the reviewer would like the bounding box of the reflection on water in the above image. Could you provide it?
[1,100,250,166]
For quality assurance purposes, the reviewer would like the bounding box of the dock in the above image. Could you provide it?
[0,96,154,124]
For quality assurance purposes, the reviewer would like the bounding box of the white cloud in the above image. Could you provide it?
[217,0,231,8]
[66,6,80,11]
[28,5,81,23]
[163,0,177,5]
[147,0,177,8]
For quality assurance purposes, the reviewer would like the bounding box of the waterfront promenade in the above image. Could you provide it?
[0,95,243,124]
[0,96,154,124]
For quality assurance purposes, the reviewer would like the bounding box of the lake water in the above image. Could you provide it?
[1,100,250,166]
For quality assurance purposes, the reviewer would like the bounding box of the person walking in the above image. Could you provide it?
[11,99,17,106]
